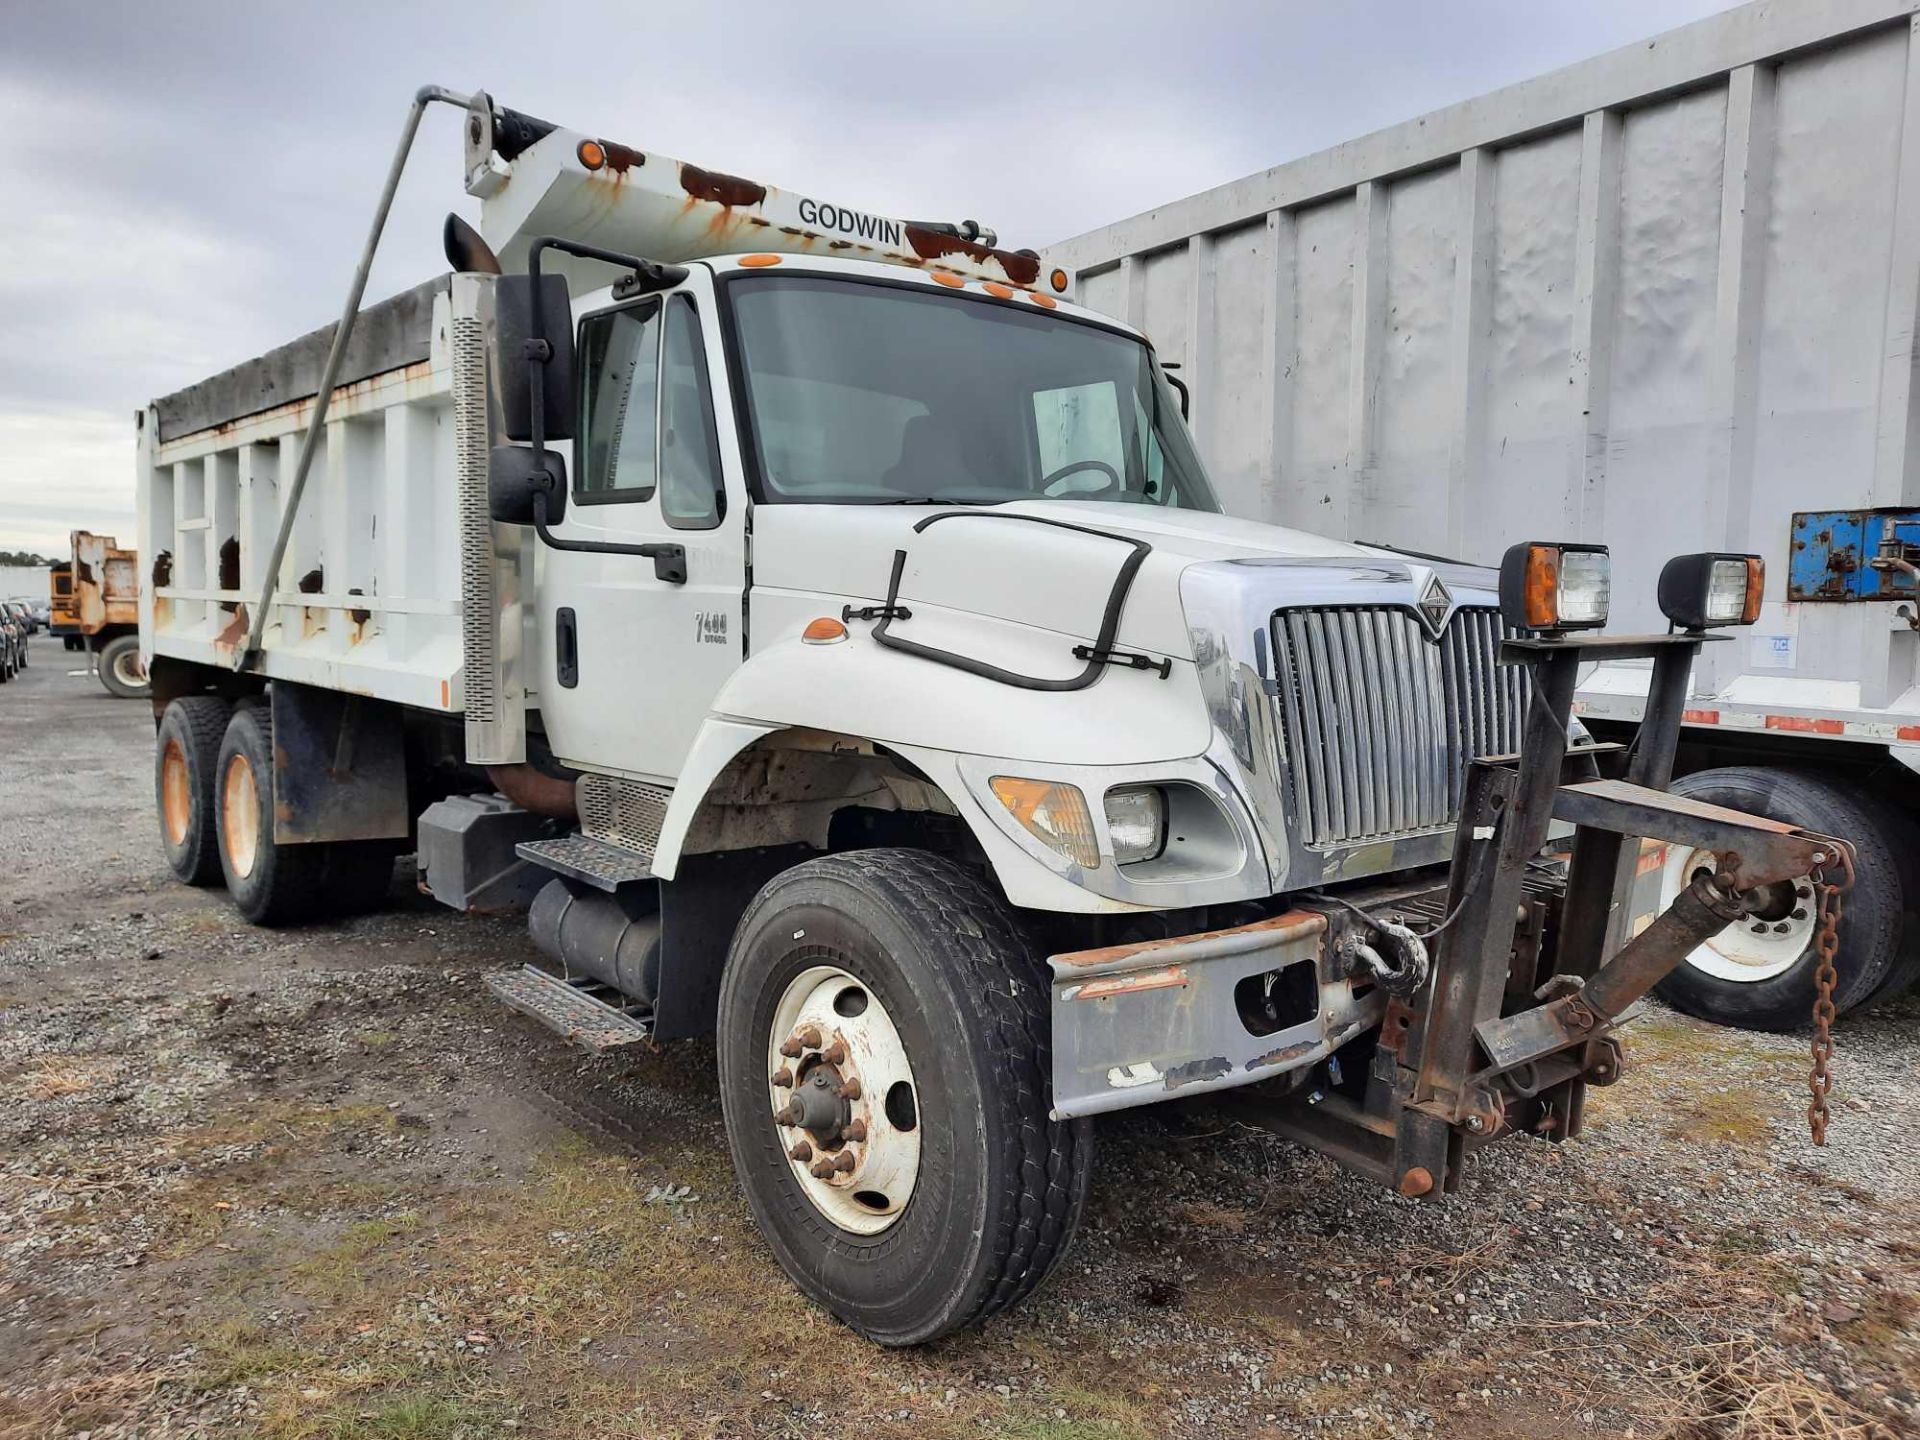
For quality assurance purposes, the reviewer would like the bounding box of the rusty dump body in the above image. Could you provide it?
[51,531,139,638]
[1046,629,1854,1200]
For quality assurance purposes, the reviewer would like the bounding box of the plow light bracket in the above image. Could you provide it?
[1499,541,1610,634]
[1658,552,1765,630]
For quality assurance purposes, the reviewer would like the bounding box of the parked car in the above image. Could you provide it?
[0,606,24,682]
[6,599,42,635]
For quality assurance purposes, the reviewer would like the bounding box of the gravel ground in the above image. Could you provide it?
[1,655,1915,1440]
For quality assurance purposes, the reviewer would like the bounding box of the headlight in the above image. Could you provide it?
[1499,541,1610,633]
[1103,786,1166,864]
[989,777,1099,868]
[1658,552,1764,630]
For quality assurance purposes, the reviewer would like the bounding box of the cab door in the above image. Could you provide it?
[534,281,743,780]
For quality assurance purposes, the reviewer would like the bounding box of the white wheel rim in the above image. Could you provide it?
[113,648,146,687]
[767,963,921,1236]
[1659,845,1815,984]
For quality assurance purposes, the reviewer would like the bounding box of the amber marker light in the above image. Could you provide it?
[802,617,848,645]
[739,253,783,267]
[1049,267,1069,293]
[577,139,607,171]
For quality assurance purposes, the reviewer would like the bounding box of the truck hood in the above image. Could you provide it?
[750,500,1493,665]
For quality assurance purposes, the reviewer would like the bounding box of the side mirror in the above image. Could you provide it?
[489,445,567,526]
[494,273,576,443]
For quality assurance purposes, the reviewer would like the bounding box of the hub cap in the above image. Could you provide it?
[112,647,146,688]
[1660,845,1814,984]
[160,737,191,846]
[767,963,920,1235]
[222,753,260,879]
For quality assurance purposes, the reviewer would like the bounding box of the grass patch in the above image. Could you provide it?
[1665,1087,1780,1147]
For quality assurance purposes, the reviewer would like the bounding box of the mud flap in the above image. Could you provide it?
[270,680,409,844]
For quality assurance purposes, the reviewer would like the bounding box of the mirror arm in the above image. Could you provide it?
[529,491,687,584]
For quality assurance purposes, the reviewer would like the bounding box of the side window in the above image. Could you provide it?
[576,300,661,500]
[659,297,725,529]
[1032,381,1126,496]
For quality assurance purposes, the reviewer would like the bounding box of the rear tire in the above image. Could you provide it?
[716,848,1092,1346]
[1653,768,1902,1031]
[98,634,149,699]
[1845,781,1920,1005]
[156,697,231,886]
[215,706,322,926]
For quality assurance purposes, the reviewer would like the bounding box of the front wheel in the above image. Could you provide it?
[716,849,1092,1346]
[97,634,149,699]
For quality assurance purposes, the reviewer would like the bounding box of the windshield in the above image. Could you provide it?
[727,274,1220,511]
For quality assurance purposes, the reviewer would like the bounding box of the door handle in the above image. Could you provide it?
[555,607,579,688]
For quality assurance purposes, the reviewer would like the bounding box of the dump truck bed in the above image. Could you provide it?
[137,277,471,712]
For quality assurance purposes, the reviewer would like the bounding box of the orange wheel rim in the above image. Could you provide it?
[221,752,260,878]
[160,738,191,846]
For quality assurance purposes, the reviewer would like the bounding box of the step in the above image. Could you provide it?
[517,834,655,892]
[484,964,652,1051]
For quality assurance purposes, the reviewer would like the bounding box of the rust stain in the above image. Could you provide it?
[1246,1039,1318,1071]
[297,567,324,595]
[150,552,173,588]
[1162,1056,1232,1091]
[903,225,1042,287]
[602,140,644,174]
[1055,909,1328,971]
[1068,966,1189,1002]
[680,162,766,209]
[346,587,372,645]
[213,604,249,655]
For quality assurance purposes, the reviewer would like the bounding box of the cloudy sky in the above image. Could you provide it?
[0,0,1736,557]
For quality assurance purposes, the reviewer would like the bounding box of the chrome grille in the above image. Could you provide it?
[1272,605,1527,847]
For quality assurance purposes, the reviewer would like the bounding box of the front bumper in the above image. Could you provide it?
[1047,907,1381,1119]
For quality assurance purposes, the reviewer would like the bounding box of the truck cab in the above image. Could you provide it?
[137,89,1851,1346]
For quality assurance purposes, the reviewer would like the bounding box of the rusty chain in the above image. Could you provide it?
[1806,844,1854,1147]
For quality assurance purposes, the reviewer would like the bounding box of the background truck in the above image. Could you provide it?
[48,530,148,698]
[137,85,1854,1345]
[1044,0,1920,1032]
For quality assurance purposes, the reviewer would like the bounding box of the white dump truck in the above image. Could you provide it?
[1044,0,1920,1033]
[139,88,1858,1344]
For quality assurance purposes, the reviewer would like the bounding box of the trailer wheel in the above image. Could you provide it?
[214,706,321,926]
[1844,782,1920,1005]
[1653,768,1902,1031]
[716,848,1092,1346]
[97,634,149,699]
[155,697,231,886]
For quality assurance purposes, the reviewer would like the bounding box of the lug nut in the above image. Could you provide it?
[1797,885,1813,899]
[1751,922,1769,934]
[837,1078,862,1101]
[822,1040,848,1066]
[772,1067,794,1087]
[843,1119,868,1143]
[1792,908,1808,921]
[809,1159,837,1180]
[1773,922,1791,934]
[795,1024,823,1049]
[788,1141,813,1162]
[831,1150,856,1173]
[775,1103,802,1126]
[778,1038,804,1059]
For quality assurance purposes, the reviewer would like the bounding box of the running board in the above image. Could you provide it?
[517,834,655,892]
[485,964,653,1051]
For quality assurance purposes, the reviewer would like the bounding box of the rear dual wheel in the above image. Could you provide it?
[155,698,397,923]
[717,849,1092,1346]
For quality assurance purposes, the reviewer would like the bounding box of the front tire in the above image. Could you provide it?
[716,849,1091,1346]
[1653,768,1904,1030]
[214,706,322,926]
[97,634,149,699]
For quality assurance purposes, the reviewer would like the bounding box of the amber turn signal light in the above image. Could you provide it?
[802,617,848,645]
[1657,553,1764,630]
[1498,542,1611,633]
[577,139,607,171]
